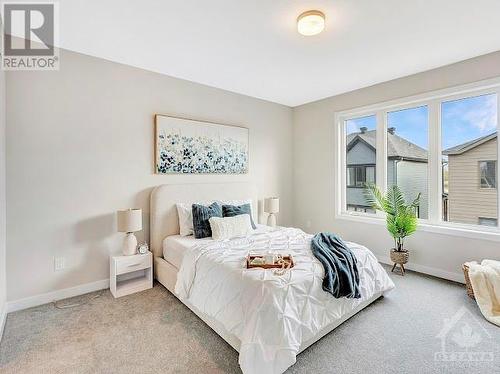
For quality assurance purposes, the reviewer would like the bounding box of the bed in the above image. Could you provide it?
[150,182,394,374]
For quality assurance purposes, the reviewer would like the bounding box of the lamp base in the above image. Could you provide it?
[123,232,138,256]
[267,213,277,227]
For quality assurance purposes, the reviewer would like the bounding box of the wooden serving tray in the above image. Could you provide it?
[246,254,294,269]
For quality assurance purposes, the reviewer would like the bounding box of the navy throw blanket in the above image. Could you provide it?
[311,233,361,299]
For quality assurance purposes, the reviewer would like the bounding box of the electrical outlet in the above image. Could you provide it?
[306,220,312,228]
[54,257,65,271]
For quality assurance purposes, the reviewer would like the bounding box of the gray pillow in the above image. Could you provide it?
[222,203,256,229]
[192,202,222,239]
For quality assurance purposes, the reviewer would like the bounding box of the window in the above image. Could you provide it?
[345,115,377,213]
[347,205,376,214]
[442,93,498,226]
[347,165,375,187]
[478,217,498,227]
[480,161,496,189]
[338,82,500,231]
[387,106,429,219]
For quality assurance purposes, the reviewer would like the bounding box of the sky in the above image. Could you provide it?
[346,93,498,151]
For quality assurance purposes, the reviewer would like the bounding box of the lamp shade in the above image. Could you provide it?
[117,209,142,233]
[264,198,279,214]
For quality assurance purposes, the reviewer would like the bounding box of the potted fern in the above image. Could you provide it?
[364,183,420,275]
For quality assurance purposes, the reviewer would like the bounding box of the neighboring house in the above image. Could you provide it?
[346,127,429,218]
[443,132,497,226]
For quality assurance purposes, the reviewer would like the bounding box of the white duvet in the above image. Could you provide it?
[175,227,394,374]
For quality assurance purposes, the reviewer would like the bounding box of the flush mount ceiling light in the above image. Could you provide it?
[297,10,325,36]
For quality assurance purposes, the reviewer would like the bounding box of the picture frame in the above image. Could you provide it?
[154,114,249,174]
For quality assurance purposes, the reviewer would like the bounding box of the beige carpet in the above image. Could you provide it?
[1,266,499,374]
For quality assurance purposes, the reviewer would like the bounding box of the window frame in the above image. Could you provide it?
[479,160,497,189]
[334,77,500,240]
[346,164,376,188]
[478,217,498,227]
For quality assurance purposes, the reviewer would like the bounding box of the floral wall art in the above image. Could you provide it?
[155,115,249,174]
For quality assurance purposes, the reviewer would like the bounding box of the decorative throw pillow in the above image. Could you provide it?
[222,203,257,229]
[218,199,255,221]
[209,214,252,240]
[176,201,212,236]
[192,202,222,239]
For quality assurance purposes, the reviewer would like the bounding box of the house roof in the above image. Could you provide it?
[347,129,428,161]
[442,132,497,155]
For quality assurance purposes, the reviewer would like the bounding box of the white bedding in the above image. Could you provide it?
[162,235,206,268]
[163,224,272,268]
[175,227,394,374]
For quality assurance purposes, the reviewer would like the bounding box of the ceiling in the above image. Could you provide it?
[52,0,500,106]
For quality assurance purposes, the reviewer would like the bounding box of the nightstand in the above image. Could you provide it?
[110,252,152,298]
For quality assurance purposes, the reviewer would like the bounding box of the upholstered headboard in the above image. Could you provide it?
[150,182,257,257]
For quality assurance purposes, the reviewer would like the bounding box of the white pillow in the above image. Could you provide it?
[176,201,212,236]
[176,203,193,236]
[209,214,252,240]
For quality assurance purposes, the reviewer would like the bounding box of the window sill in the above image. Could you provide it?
[335,212,500,243]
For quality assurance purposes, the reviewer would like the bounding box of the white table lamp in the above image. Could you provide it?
[117,209,142,256]
[264,197,279,227]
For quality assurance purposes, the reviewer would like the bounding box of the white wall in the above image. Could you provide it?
[6,48,293,302]
[0,64,7,325]
[293,51,500,282]
[6,44,500,305]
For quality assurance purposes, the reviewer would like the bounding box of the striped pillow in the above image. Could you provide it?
[192,202,222,239]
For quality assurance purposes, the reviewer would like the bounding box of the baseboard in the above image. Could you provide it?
[7,279,110,313]
[0,303,7,341]
[377,255,464,284]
